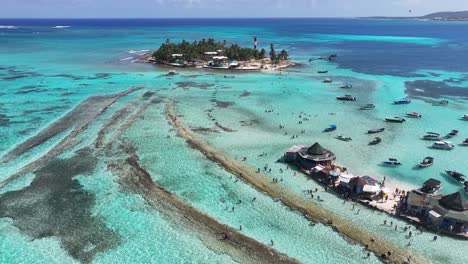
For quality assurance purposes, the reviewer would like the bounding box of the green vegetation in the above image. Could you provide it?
[151,38,288,63]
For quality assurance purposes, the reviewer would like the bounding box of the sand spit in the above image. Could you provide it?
[0,87,141,189]
[95,97,298,264]
[105,142,298,264]
[166,100,428,264]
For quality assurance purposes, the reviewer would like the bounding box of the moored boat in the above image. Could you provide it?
[394,98,411,105]
[323,78,333,83]
[462,114,468,120]
[432,100,449,106]
[340,84,352,89]
[431,141,455,150]
[323,124,337,132]
[359,104,375,110]
[382,158,402,166]
[385,117,406,123]
[317,70,328,74]
[447,129,459,138]
[335,135,352,141]
[445,169,465,184]
[420,178,442,194]
[369,137,382,145]
[406,112,422,118]
[336,95,356,101]
[462,138,468,145]
[422,132,441,141]
[367,128,385,134]
[418,157,434,168]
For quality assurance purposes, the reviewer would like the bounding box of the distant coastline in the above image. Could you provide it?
[363,10,468,22]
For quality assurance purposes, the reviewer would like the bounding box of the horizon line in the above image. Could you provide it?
[0,16,417,20]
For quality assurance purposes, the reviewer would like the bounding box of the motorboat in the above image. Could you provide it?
[335,135,352,141]
[447,129,459,138]
[418,157,434,168]
[421,178,442,194]
[462,138,468,145]
[328,54,337,61]
[340,84,353,89]
[445,169,465,184]
[462,114,468,120]
[431,141,455,150]
[385,117,406,123]
[422,132,441,141]
[367,128,385,134]
[323,78,333,83]
[336,95,356,101]
[432,100,448,106]
[369,137,382,145]
[382,158,402,166]
[394,98,411,105]
[168,70,178,76]
[359,104,375,110]
[406,112,422,118]
[317,70,328,74]
[323,124,337,132]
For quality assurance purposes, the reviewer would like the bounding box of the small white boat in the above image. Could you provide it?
[431,141,455,150]
[406,112,422,118]
[394,98,411,105]
[340,84,353,89]
[418,157,434,168]
[462,114,468,120]
[385,117,406,123]
[323,78,333,83]
[336,95,356,101]
[335,135,352,142]
[462,138,468,146]
[168,70,178,76]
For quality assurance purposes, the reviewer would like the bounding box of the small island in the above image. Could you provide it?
[147,38,293,71]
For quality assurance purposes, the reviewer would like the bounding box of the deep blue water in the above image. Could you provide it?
[2,18,468,76]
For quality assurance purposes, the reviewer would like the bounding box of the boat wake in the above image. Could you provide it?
[0,25,17,29]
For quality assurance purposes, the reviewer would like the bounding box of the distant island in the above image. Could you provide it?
[365,10,468,21]
[147,38,293,71]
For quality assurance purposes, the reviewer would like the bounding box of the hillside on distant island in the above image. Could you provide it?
[366,10,468,21]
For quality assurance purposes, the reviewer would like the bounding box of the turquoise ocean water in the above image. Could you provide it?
[0,19,467,263]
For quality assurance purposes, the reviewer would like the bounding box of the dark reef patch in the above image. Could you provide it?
[405,80,468,100]
[15,88,48,95]
[175,82,215,90]
[0,148,121,263]
[214,100,235,108]
[0,114,10,127]
[88,73,112,80]
[2,75,29,81]
[50,74,85,81]
[239,91,251,97]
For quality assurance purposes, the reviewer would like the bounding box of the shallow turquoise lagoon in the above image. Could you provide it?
[1,18,467,263]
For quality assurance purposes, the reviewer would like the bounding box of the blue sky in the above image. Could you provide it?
[1,0,468,18]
